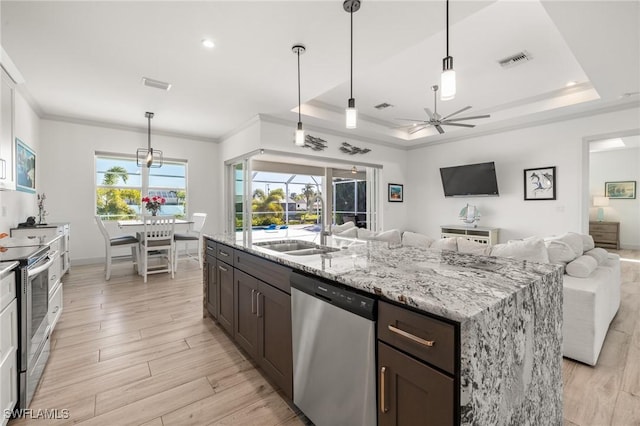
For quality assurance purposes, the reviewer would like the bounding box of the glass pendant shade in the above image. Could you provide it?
[346,98,357,129]
[295,122,305,146]
[440,56,456,100]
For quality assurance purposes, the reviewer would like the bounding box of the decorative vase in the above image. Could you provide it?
[151,211,157,216]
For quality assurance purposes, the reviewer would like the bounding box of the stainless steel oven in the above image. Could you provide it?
[19,247,55,408]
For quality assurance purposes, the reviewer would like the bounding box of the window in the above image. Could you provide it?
[95,153,187,220]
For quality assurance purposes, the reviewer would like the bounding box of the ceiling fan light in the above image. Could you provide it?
[441,56,456,100]
[346,98,357,129]
[295,122,305,146]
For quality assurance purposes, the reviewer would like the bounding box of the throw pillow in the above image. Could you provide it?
[456,237,491,255]
[402,231,433,248]
[581,234,595,252]
[430,237,458,251]
[335,227,358,238]
[584,247,608,265]
[373,229,402,246]
[331,221,356,235]
[565,255,598,278]
[546,233,584,258]
[545,240,577,264]
[490,238,549,263]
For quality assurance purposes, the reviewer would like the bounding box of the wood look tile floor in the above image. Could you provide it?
[9,260,305,426]
[8,250,640,425]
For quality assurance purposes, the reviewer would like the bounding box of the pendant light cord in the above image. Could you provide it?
[297,50,301,123]
[350,8,354,99]
[147,114,151,149]
[445,0,449,57]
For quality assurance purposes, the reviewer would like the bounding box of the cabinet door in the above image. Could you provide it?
[233,269,258,359]
[204,254,218,319]
[378,342,454,426]
[217,260,234,335]
[0,68,15,191]
[257,281,293,399]
[48,283,63,331]
[0,299,18,419]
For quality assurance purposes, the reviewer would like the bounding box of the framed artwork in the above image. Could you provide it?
[524,166,556,200]
[605,181,636,199]
[388,183,403,202]
[16,138,36,193]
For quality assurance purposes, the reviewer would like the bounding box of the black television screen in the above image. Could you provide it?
[439,161,499,197]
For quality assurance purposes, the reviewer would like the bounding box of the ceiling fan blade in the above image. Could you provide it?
[424,108,434,120]
[394,118,428,123]
[441,106,472,120]
[435,125,445,134]
[390,123,422,129]
[408,125,429,135]
[441,122,475,128]
[444,114,491,121]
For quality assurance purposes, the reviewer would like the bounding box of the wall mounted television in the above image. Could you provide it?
[439,161,499,197]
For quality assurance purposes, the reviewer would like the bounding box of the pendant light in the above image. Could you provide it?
[136,112,163,168]
[440,0,456,101]
[344,0,360,129]
[292,44,306,147]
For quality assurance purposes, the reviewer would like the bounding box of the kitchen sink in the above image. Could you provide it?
[254,240,340,256]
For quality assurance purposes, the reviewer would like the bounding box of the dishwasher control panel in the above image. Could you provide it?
[291,272,376,320]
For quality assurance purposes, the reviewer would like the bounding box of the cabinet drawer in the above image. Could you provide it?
[48,255,62,297]
[378,301,456,375]
[49,283,63,331]
[0,298,18,360]
[205,239,217,258]
[589,223,617,233]
[0,271,16,313]
[10,226,57,239]
[590,231,616,243]
[234,250,291,294]
[216,243,235,265]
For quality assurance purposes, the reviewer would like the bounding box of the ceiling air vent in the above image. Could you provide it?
[374,102,394,110]
[498,51,532,69]
[141,77,172,91]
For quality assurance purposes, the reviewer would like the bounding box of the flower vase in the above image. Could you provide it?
[151,211,157,216]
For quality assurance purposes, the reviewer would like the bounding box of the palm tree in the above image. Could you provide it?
[97,166,137,220]
[252,188,285,224]
[302,184,317,212]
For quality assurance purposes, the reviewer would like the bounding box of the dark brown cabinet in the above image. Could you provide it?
[217,260,234,335]
[234,269,259,359]
[377,301,458,425]
[204,241,218,319]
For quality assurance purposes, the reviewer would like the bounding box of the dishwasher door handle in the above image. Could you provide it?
[380,366,388,413]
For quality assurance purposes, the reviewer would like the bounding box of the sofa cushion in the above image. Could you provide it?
[545,240,577,264]
[430,238,458,251]
[402,231,433,248]
[335,227,358,238]
[357,228,376,240]
[584,247,608,265]
[331,221,356,235]
[456,237,491,255]
[565,255,598,278]
[548,232,584,258]
[581,234,596,252]
[490,238,549,263]
[373,229,402,246]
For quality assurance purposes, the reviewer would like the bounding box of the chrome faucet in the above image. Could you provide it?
[314,194,330,246]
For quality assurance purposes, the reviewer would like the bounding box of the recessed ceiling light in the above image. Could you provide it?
[201,39,215,49]
[565,80,577,87]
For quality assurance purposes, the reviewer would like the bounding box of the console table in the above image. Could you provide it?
[589,221,620,249]
[440,225,499,246]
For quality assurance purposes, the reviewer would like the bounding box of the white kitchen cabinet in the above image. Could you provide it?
[11,223,70,276]
[0,67,16,191]
[0,273,18,426]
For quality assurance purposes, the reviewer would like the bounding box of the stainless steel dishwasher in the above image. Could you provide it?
[290,272,377,426]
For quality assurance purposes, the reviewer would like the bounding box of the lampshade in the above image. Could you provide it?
[593,196,609,207]
[295,122,305,147]
[346,98,357,129]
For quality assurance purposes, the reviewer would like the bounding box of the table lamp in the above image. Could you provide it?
[593,196,609,222]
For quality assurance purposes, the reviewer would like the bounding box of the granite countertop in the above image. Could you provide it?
[205,234,561,323]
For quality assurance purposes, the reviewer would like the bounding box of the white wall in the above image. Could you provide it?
[38,120,219,264]
[0,90,40,234]
[406,107,640,242]
[590,147,640,249]
[258,121,409,231]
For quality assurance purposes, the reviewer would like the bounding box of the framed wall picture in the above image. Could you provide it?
[16,138,36,193]
[388,183,403,202]
[605,181,636,199]
[524,166,556,200]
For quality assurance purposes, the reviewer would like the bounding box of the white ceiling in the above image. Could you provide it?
[1,0,639,148]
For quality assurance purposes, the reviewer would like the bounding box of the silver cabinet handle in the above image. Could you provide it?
[256,292,262,317]
[380,366,388,413]
[251,289,256,314]
[388,325,435,347]
[218,265,228,272]
[50,275,57,282]
[53,306,59,314]
[218,250,229,257]
[0,158,5,180]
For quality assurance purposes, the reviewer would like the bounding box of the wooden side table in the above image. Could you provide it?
[589,221,620,249]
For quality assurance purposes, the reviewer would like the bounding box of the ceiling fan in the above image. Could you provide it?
[393,85,490,135]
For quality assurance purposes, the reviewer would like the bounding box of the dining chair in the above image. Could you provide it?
[139,215,175,283]
[173,212,207,271]
[95,215,139,280]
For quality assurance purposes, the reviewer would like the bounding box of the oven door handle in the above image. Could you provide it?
[28,251,58,278]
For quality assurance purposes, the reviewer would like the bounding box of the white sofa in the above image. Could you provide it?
[398,230,621,366]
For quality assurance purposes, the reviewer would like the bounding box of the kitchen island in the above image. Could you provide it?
[203,234,563,425]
